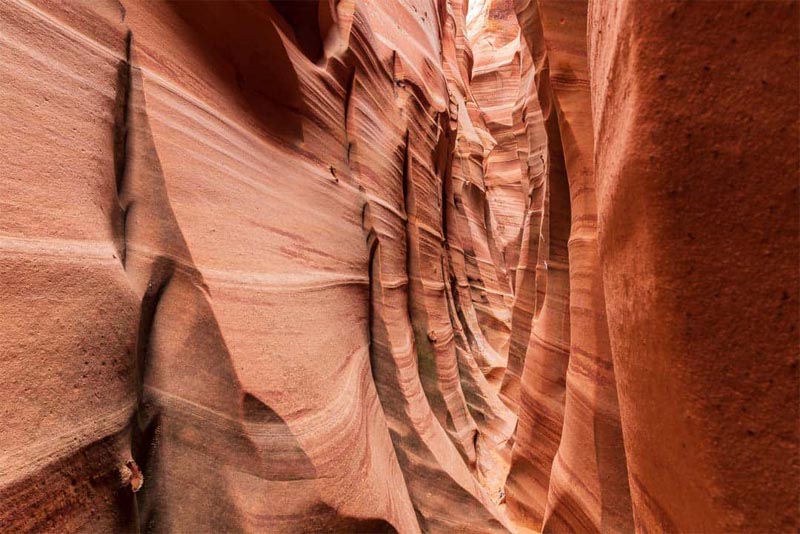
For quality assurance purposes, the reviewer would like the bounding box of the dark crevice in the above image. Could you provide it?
[112,31,132,265]
[366,228,380,387]
[113,31,132,193]
[401,130,415,332]
[128,252,174,532]
[129,408,160,534]
[343,67,357,165]
[401,130,411,217]
[438,115,456,244]
[392,50,402,95]
[120,202,132,266]
[134,257,175,408]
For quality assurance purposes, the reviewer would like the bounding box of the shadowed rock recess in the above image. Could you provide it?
[1,0,797,532]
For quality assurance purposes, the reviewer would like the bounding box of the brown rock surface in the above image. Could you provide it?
[1,0,797,533]
[589,1,799,531]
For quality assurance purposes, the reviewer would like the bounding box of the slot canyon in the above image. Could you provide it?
[1,0,798,532]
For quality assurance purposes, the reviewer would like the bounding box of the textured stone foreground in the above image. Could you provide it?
[0,0,797,532]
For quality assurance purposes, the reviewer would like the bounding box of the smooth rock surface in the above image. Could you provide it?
[1,0,797,533]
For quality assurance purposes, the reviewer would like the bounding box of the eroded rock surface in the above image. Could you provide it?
[1,0,797,533]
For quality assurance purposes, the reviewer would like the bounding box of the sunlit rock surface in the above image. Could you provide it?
[0,0,797,533]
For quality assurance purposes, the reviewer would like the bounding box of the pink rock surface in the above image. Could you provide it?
[1,0,796,533]
[505,1,633,532]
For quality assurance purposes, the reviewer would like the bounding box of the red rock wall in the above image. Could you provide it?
[1,0,797,533]
[0,0,529,531]
[505,1,633,532]
[589,1,799,531]
[505,0,798,533]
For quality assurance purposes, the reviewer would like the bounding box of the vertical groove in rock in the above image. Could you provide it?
[513,1,635,532]
[503,1,572,528]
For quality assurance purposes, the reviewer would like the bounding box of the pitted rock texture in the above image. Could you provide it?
[0,0,797,533]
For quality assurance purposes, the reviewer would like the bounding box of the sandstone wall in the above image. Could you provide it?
[589,1,799,531]
[1,0,797,533]
[504,1,799,532]
[1,0,531,531]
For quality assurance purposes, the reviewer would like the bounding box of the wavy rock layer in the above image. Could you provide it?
[1,0,529,531]
[1,0,797,533]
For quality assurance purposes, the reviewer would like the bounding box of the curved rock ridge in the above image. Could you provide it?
[0,0,797,533]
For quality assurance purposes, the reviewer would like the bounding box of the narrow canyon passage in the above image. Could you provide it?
[0,1,797,533]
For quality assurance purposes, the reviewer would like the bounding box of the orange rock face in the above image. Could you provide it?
[1,0,797,533]
[589,1,799,531]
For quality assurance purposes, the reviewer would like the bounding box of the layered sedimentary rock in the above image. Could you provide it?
[1,0,526,531]
[505,1,633,532]
[1,0,797,533]
[504,1,799,533]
